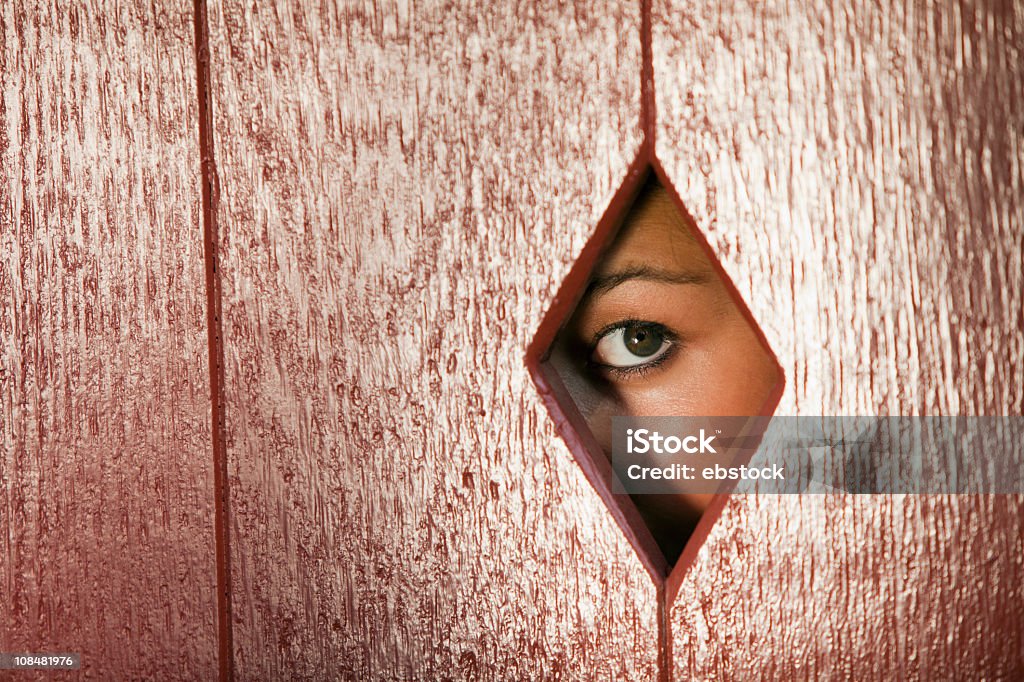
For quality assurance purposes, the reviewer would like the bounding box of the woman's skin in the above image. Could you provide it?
[550,178,780,563]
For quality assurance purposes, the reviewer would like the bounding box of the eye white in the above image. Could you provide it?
[592,327,672,368]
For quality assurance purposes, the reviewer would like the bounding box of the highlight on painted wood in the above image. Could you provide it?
[2,1,1021,679]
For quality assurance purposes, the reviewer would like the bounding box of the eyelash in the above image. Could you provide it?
[587,319,680,378]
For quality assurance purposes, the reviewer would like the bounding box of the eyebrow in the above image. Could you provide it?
[585,265,712,296]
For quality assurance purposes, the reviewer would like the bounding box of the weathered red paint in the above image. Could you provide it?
[1,2,218,678]
[1,0,1021,679]
[206,0,657,679]
[655,0,1024,677]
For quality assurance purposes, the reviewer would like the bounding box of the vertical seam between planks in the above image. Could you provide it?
[641,0,671,679]
[641,0,655,147]
[658,581,673,682]
[193,1,233,680]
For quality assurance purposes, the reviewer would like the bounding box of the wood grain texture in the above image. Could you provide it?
[0,2,218,678]
[206,1,656,679]
[653,0,1024,678]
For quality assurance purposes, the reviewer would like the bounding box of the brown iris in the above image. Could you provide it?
[623,324,663,357]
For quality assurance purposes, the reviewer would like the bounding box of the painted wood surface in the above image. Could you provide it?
[205,1,658,678]
[2,0,1022,679]
[0,1,218,679]
[654,0,1024,677]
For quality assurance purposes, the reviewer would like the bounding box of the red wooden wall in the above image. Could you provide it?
[206,0,659,678]
[655,0,1024,677]
[2,0,1022,680]
[1,2,218,678]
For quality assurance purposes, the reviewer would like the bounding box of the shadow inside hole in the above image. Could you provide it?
[544,173,781,566]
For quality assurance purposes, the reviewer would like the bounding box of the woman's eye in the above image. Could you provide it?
[591,323,673,369]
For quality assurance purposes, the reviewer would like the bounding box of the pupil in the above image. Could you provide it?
[624,325,662,357]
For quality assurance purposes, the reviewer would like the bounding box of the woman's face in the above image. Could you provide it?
[549,181,780,559]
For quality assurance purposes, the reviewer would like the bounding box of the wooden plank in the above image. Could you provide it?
[206,0,659,678]
[0,3,218,678]
[653,0,1024,677]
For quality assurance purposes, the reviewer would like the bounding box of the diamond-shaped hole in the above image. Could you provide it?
[528,168,783,571]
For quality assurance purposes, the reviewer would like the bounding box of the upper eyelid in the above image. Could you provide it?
[589,319,676,348]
